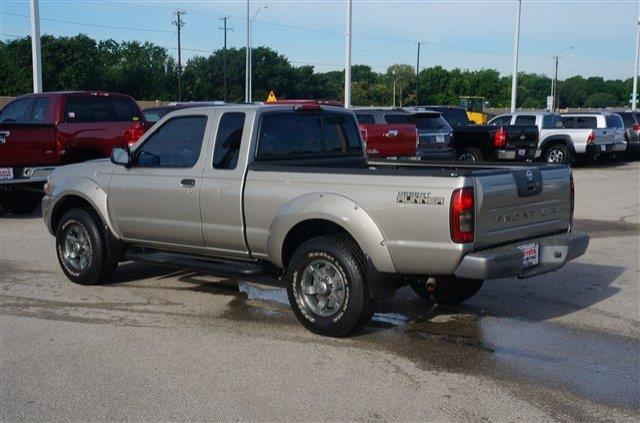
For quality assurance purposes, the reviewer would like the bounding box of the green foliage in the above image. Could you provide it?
[0,34,633,108]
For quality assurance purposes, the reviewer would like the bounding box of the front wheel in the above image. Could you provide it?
[411,277,484,305]
[544,143,573,165]
[55,208,118,285]
[457,147,483,162]
[285,234,376,337]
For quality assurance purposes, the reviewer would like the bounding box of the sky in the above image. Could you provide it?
[0,0,639,80]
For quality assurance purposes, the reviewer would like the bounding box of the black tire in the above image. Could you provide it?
[457,147,483,162]
[544,143,573,165]
[55,208,118,285]
[285,234,376,337]
[0,191,42,215]
[411,277,484,305]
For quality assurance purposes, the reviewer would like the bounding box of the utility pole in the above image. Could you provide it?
[173,11,186,101]
[29,0,42,93]
[415,42,424,106]
[393,77,403,107]
[344,0,353,108]
[633,15,640,110]
[510,0,522,113]
[219,17,232,102]
[551,46,572,112]
[245,0,250,103]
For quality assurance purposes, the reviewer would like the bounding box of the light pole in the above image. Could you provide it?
[245,0,250,103]
[633,15,639,110]
[551,46,573,111]
[510,0,522,113]
[415,42,424,106]
[344,0,353,108]
[392,77,403,107]
[29,0,42,93]
[248,4,268,102]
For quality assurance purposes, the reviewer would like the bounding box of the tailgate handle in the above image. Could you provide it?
[514,168,543,197]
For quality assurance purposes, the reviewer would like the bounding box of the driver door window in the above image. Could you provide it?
[136,116,207,168]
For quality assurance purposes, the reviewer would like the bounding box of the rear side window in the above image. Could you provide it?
[514,115,536,126]
[440,109,469,127]
[411,114,451,130]
[323,113,362,154]
[605,114,623,128]
[213,112,245,170]
[29,98,50,123]
[562,117,576,128]
[619,113,636,127]
[136,116,206,168]
[0,98,32,123]
[384,114,411,124]
[576,116,597,129]
[65,96,141,123]
[542,114,563,129]
[355,113,375,124]
[489,115,511,126]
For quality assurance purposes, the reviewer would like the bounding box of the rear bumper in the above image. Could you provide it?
[612,143,627,153]
[0,166,56,186]
[454,231,589,280]
[626,142,640,153]
[417,148,455,161]
[496,147,539,161]
[585,143,614,156]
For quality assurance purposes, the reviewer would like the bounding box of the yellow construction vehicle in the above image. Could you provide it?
[459,96,488,125]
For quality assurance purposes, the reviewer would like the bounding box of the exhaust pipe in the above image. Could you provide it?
[426,276,437,292]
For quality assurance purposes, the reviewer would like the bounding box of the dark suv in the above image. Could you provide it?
[615,111,640,157]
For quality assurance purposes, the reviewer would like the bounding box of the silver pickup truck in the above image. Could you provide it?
[489,111,614,165]
[42,103,589,337]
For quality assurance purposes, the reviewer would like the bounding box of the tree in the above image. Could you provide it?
[584,92,618,108]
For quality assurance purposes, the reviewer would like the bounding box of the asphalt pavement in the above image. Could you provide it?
[1,161,639,422]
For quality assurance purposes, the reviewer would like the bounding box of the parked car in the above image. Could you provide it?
[489,111,613,165]
[413,106,539,162]
[352,108,418,158]
[561,112,626,160]
[0,91,149,214]
[144,101,228,123]
[614,110,640,157]
[401,109,456,160]
[42,102,588,337]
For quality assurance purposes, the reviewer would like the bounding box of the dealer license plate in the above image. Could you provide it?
[518,149,526,156]
[0,168,13,180]
[517,242,539,268]
[436,135,445,143]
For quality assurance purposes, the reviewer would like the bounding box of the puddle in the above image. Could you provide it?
[238,282,289,305]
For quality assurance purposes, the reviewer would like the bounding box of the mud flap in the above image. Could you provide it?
[365,256,400,300]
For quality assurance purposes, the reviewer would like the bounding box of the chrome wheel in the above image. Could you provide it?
[458,152,477,162]
[298,259,346,317]
[62,223,92,272]
[547,148,565,163]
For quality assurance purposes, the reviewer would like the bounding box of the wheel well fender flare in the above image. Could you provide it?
[267,192,396,273]
[540,135,575,153]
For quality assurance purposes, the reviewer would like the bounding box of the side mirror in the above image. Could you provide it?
[111,147,131,167]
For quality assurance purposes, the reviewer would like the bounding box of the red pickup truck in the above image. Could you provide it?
[352,108,418,158]
[0,91,148,214]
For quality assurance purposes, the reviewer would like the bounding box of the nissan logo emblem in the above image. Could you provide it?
[525,169,533,181]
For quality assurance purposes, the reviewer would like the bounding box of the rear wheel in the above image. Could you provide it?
[285,234,376,337]
[55,208,118,285]
[0,191,42,215]
[411,277,484,305]
[457,147,483,162]
[544,143,572,165]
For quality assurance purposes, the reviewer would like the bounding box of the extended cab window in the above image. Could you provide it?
[562,117,576,128]
[29,98,50,123]
[136,116,207,168]
[257,112,323,159]
[0,98,32,123]
[213,112,245,170]
[355,113,375,124]
[65,96,141,122]
[514,115,536,126]
[542,114,563,129]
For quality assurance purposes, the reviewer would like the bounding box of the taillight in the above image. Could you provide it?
[360,127,368,142]
[123,122,145,146]
[586,130,595,144]
[415,127,420,149]
[450,187,474,243]
[633,123,640,133]
[569,171,575,229]
[493,127,507,148]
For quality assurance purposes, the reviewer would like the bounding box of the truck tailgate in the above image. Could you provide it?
[360,124,417,157]
[0,123,57,167]
[505,125,539,148]
[473,165,571,249]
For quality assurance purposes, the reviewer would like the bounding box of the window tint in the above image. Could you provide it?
[29,98,50,123]
[439,108,469,128]
[514,115,536,126]
[384,114,411,124]
[355,113,375,124]
[213,112,245,170]
[411,114,451,130]
[257,112,323,159]
[323,113,362,154]
[489,115,511,126]
[561,117,576,128]
[619,113,637,127]
[136,116,206,168]
[605,114,623,128]
[0,98,32,123]
[576,116,597,129]
[542,114,563,129]
[65,96,141,122]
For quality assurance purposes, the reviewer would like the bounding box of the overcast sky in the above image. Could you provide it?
[1,0,638,80]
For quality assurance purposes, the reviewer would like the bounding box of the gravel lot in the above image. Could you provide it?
[1,161,639,422]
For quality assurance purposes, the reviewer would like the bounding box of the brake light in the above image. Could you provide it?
[569,171,575,229]
[450,187,474,243]
[123,122,145,146]
[294,104,321,111]
[360,127,368,141]
[493,127,507,148]
[633,123,640,133]
[586,130,595,144]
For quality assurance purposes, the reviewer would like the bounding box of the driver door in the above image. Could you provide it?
[108,114,210,247]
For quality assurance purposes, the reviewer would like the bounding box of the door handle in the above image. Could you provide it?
[0,131,9,145]
[180,178,196,187]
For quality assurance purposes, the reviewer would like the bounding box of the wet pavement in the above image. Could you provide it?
[1,161,639,421]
